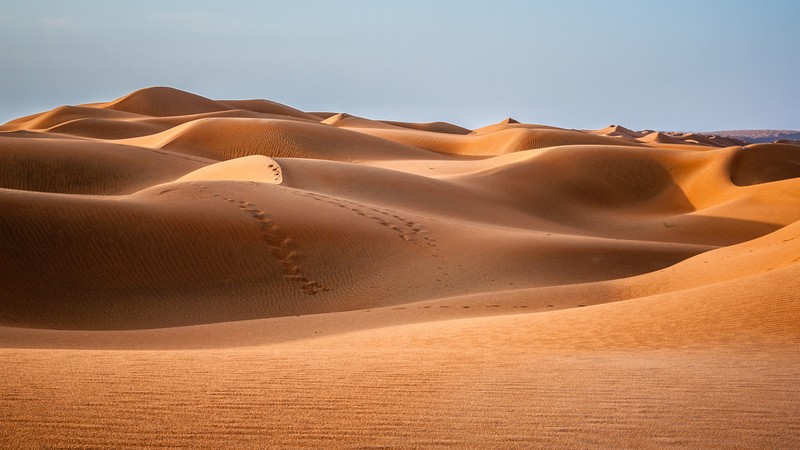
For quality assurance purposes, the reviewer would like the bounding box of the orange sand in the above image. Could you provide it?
[1,87,799,448]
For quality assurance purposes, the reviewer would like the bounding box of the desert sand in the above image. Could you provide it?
[1,87,798,448]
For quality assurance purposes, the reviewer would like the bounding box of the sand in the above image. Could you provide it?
[1,87,799,448]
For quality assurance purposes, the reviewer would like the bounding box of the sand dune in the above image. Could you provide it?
[218,98,323,121]
[103,86,236,117]
[1,87,798,448]
[381,119,471,134]
[591,124,645,140]
[639,130,687,145]
[322,113,472,135]
[344,123,646,156]
[588,125,750,148]
[121,116,442,162]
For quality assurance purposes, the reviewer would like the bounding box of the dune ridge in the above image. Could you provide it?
[1,87,799,448]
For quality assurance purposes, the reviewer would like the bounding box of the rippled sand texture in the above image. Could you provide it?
[1,87,799,448]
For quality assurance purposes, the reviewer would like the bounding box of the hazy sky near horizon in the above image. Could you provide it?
[1,0,798,130]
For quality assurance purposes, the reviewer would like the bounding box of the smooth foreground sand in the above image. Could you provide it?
[1,87,799,448]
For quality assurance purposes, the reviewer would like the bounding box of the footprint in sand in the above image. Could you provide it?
[191,183,328,295]
[291,190,454,290]
[235,200,328,295]
[267,162,282,183]
[292,191,424,244]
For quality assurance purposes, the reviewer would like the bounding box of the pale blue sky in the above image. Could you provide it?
[1,0,798,130]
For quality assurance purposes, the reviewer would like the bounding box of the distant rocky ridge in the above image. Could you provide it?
[698,130,800,145]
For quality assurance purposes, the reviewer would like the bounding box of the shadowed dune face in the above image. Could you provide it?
[8,105,144,130]
[2,87,800,448]
[729,143,800,186]
[465,145,693,211]
[0,135,211,194]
